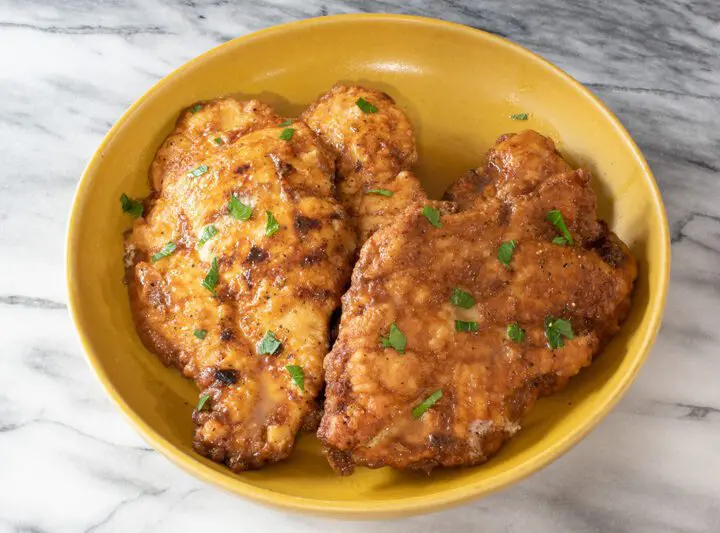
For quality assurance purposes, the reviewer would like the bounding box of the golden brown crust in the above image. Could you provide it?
[301,84,427,242]
[319,130,636,474]
[125,99,357,471]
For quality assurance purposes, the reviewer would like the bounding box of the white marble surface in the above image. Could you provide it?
[1,1,719,531]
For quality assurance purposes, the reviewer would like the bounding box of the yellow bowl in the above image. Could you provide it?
[67,14,669,518]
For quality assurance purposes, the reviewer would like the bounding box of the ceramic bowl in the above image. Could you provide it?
[67,14,670,518]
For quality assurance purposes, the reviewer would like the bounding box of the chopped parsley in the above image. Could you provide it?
[196,393,211,411]
[356,97,378,114]
[228,195,253,221]
[546,210,574,245]
[450,288,475,309]
[193,329,208,340]
[151,241,177,263]
[286,365,305,391]
[507,323,525,343]
[510,113,529,120]
[279,128,295,141]
[497,240,518,266]
[552,236,569,246]
[190,103,204,114]
[380,323,407,353]
[422,205,442,228]
[545,316,574,349]
[279,119,294,127]
[187,164,209,178]
[367,188,393,197]
[412,390,443,419]
[201,257,219,294]
[455,320,479,332]
[120,193,143,219]
[196,224,218,248]
[257,330,281,355]
[265,211,280,236]
[213,137,223,145]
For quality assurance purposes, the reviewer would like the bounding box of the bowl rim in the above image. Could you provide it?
[66,13,670,518]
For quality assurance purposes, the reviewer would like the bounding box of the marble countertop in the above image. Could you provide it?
[2,1,719,531]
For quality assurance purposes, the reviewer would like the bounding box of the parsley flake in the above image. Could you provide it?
[201,257,219,294]
[257,331,282,355]
[193,329,208,340]
[228,195,253,221]
[498,240,518,266]
[279,128,295,141]
[422,205,442,228]
[356,97,378,113]
[286,365,305,391]
[367,188,393,197]
[279,119,294,127]
[546,210,574,245]
[265,211,280,236]
[213,137,223,145]
[151,241,177,263]
[196,393,211,411]
[450,288,475,309]
[412,390,443,419]
[380,323,407,353]
[507,323,525,343]
[455,320,479,332]
[120,193,143,219]
[196,224,218,248]
[187,164,209,178]
[510,113,529,120]
[545,316,574,349]
[190,103,204,114]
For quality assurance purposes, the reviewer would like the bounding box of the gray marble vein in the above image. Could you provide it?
[1,0,719,531]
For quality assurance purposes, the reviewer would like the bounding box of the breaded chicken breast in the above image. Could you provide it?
[302,85,427,242]
[125,99,356,470]
[319,130,636,474]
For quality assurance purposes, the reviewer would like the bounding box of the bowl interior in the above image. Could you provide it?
[67,15,668,516]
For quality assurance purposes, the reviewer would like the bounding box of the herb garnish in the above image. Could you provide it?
[151,241,176,263]
[412,390,443,419]
[507,323,525,343]
[380,323,407,353]
[196,393,211,411]
[546,210,574,245]
[286,365,305,391]
[545,316,574,349]
[497,240,518,266]
[201,257,219,294]
[257,331,282,355]
[187,164,209,178]
[196,224,218,248]
[228,195,253,221]
[120,193,143,219]
[450,288,475,309]
[356,97,378,113]
[422,205,442,228]
[265,211,280,236]
[455,320,479,332]
[279,128,295,141]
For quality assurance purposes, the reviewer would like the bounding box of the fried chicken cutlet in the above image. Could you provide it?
[319,130,636,474]
[124,99,356,470]
[302,85,427,243]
